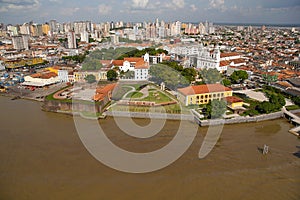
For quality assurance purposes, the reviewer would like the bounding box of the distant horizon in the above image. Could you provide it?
[1,0,299,26]
[2,19,300,28]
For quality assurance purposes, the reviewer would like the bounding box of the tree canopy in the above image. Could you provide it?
[107,69,118,81]
[230,70,248,84]
[81,56,103,71]
[149,64,189,90]
[84,74,96,84]
[221,78,231,86]
[160,61,197,84]
[256,92,285,114]
[199,68,222,84]
[206,99,227,119]
[117,48,168,59]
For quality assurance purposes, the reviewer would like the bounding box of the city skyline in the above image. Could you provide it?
[0,0,300,25]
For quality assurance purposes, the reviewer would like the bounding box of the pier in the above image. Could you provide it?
[282,107,300,137]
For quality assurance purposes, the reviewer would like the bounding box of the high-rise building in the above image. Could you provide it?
[42,24,50,35]
[67,31,77,49]
[80,31,89,43]
[20,23,30,35]
[12,35,29,51]
[199,23,206,34]
[110,34,119,44]
[7,25,18,36]
[50,20,57,33]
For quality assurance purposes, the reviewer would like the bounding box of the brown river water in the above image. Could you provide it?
[0,96,299,200]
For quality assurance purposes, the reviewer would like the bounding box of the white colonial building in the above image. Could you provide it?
[168,44,247,73]
[112,54,150,81]
[58,70,69,82]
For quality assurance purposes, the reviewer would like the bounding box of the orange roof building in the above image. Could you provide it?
[93,83,117,101]
[177,84,233,106]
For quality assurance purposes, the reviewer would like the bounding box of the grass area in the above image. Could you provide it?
[126,91,143,98]
[141,91,172,103]
[110,104,182,114]
[148,88,157,92]
[45,87,102,105]
[286,105,300,111]
[112,86,132,100]
[80,111,102,118]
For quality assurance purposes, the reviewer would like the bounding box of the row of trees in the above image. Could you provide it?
[84,69,118,83]
[62,52,88,63]
[149,61,199,90]
[149,64,189,90]
[256,93,285,114]
[221,70,248,86]
[196,69,248,86]
[205,100,227,119]
[117,48,168,60]
[160,61,198,83]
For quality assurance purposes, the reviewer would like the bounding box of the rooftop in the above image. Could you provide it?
[225,96,243,103]
[178,84,232,96]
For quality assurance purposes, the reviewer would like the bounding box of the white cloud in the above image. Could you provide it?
[60,7,80,16]
[190,4,197,12]
[209,0,225,9]
[208,0,228,12]
[0,0,40,12]
[132,0,148,8]
[172,0,185,9]
[98,4,112,15]
[49,0,62,3]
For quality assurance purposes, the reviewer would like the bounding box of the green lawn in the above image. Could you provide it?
[286,105,300,111]
[126,91,144,98]
[110,104,182,114]
[112,86,132,100]
[141,91,172,103]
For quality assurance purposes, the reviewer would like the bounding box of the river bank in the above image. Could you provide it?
[3,86,300,132]
[0,95,299,200]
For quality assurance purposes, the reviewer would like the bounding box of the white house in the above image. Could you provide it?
[58,70,69,82]
[112,54,150,81]
[22,72,59,87]
[189,45,222,72]
[134,62,149,80]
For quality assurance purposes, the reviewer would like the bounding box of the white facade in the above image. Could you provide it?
[119,61,134,72]
[12,35,29,51]
[80,31,89,43]
[58,70,69,82]
[189,45,223,71]
[134,68,148,80]
[67,31,77,49]
[22,75,59,87]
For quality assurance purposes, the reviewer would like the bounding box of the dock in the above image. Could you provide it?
[282,107,300,137]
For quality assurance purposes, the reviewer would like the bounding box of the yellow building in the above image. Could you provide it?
[225,96,244,109]
[42,24,50,35]
[5,57,44,69]
[73,70,108,82]
[46,67,59,74]
[177,84,232,106]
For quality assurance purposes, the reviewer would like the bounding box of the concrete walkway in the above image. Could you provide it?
[122,86,135,99]
[234,89,268,102]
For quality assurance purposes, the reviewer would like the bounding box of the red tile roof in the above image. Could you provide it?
[30,72,57,79]
[225,96,243,103]
[124,57,144,62]
[220,52,240,58]
[220,60,231,67]
[112,60,124,66]
[93,83,117,101]
[135,60,149,69]
[178,84,232,96]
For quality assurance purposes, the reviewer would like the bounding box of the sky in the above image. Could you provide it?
[0,0,300,25]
